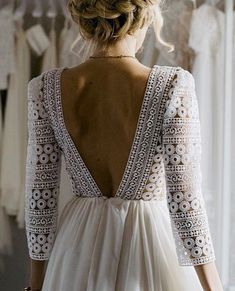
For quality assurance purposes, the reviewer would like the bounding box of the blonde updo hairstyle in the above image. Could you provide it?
[67,0,173,60]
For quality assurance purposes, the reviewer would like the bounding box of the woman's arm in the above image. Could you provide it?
[24,73,62,289]
[29,260,46,290]
[194,262,224,291]
[162,67,216,266]
[161,67,223,288]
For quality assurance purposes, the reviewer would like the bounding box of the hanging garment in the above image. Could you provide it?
[26,24,50,57]
[41,27,57,73]
[0,92,2,149]
[188,3,225,242]
[155,0,195,70]
[0,4,16,90]
[59,20,82,68]
[24,65,216,290]
[0,23,31,229]
[0,91,12,265]
[41,26,74,218]
[137,25,160,67]
[0,207,12,268]
[231,15,235,285]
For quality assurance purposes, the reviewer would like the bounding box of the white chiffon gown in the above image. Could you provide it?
[24,65,216,290]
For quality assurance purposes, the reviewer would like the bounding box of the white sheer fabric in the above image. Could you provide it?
[189,0,222,253]
[138,25,159,67]
[231,29,235,286]
[59,20,82,68]
[189,3,235,286]
[189,3,225,242]
[156,0,195,70]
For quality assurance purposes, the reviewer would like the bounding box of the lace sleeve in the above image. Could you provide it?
[162,68,216,266]
[24,75,62,260]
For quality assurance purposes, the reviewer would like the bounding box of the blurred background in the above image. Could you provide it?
[0,0,234,290]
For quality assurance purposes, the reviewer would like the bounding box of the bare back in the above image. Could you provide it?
[60,59,152,198]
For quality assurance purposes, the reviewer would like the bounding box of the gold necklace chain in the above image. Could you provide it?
[89,55,136,59]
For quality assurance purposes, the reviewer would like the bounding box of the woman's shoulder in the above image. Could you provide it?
[28,67,64,88]
[27,64,195,93]
[27,67,64,103]
[156,64,193,78]
[157,65,195,89]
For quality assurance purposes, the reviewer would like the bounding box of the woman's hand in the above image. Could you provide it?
[194,262,224,291]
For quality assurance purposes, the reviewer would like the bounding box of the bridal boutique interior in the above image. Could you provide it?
[0,0,234,290]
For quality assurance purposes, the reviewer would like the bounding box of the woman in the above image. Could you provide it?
[24,0,223,290]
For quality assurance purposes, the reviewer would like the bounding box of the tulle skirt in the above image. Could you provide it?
[42,196,203,291]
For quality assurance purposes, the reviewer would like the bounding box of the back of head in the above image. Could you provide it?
[69,0,172,47]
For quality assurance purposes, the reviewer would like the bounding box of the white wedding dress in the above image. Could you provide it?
[24,65,216,290]
[0,4,15,90]
[0,23,30,229]
[188,3,229,239]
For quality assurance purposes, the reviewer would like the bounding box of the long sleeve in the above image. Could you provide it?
[25,75,62,260]
[162,68,216,266]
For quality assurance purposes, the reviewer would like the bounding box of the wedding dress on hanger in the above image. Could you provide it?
[0,93,12,271]
[137,25,159,67]
[0,4,15,90]
[0,20,31,230]
[155,0,195,70]
[231,16,235,281]
[188,3,227,242]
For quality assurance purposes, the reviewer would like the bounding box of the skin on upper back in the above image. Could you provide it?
[60,59,152,197]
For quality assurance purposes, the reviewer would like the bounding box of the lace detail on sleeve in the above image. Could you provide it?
[25,74,62,260]
[162,68,216,266]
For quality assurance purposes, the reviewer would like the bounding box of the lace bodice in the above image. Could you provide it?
[25,65,216,266]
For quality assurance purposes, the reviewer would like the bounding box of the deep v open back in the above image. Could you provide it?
[58,65,157,199]
[24,64,216,291]
[57,65,160,200]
